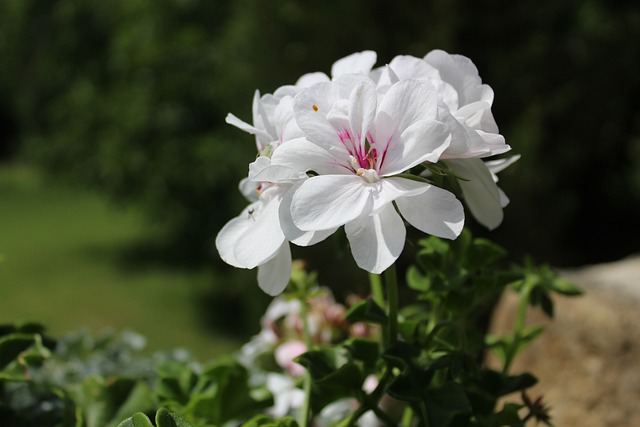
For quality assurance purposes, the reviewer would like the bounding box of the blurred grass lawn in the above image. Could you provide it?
[0,163,240,360]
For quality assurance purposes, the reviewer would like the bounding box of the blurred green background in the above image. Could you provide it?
[1,0,639,358]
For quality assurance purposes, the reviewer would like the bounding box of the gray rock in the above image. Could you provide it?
[488,255,640,427]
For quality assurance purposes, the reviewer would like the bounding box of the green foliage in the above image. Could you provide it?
[0,231,578,426]
[241,415,299,427]
[0,324,273,427]
[117,408,194,427]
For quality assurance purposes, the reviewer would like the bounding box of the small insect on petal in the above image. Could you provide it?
[312,104,319,112]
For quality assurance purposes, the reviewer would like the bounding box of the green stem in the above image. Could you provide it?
[385,264,399,347]
[401,405,414,427]
[502,277,535,374]
[369,272,385,308]
[299,291,312,426]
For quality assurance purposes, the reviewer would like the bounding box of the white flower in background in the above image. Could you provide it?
[272,77,464,274]
[274,340,307,377]
[265,373,305,418]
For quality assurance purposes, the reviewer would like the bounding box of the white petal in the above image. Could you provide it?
[279,180,338,246]
[271,137,350,175]
[257,243,292,296]
[295,72,330,88]
[440,112,492,160]
[248,156,306,183]
[377,80,438,137]
[291,175,372,230]
[345,204,406,274]
[498,188,510,208]
[331,50,377,77]
[396,185,464,239]
[371,177,430,213]
[378,119,451,176]
[374,80,450,174]
[215,212,255,268]
[294,82,348,149]
[477,131,510,156]
[485,154,521,175]
[446,158,503,230]
[234,197,286,268]
[348,80,377,147]
[274,96,304,143]
[424,49,485,106]
[387,55,440,82]
[225,113,273,143]
[253,90,278,141]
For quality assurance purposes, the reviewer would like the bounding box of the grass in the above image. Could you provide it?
[0,163,242,360]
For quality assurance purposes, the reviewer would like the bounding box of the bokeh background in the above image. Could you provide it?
[1,0,639,358]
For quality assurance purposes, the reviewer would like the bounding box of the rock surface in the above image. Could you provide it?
[488,254,640,427]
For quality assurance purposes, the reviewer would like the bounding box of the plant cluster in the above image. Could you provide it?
[0,234,580,426]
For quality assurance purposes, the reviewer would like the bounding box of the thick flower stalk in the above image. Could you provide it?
[272,77,464,274]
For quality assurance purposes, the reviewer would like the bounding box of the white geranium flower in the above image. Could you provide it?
[272,78,464,274]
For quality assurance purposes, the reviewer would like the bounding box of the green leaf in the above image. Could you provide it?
[423,381,472,427]
[518,325,545,349]
[155,360,199,405]
[468,238,507,269]
[344,299,387,324]
[493,403,525,427]
[551,278,582,296]
[185,359,272,425]
[0,333,36,370]
[241,415,300,427]
[155,407,194,427]
[345,338,379,370]
[295,348,362,391]
[406,265,431,292]
[116,412,155,427]
[477,370,538,397]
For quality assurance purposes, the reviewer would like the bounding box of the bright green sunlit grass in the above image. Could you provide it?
[0,163,240,360]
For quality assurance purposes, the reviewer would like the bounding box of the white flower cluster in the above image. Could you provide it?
[216,50,517,295]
